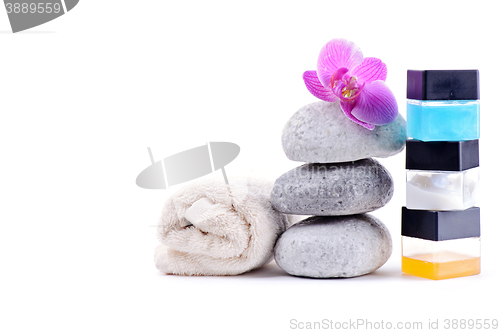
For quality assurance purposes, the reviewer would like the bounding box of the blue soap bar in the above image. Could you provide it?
[407,100,480,141]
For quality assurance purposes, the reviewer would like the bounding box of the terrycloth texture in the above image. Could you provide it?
[155,174,295,276]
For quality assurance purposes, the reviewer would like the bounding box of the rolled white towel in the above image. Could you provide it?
[154,173,296,276]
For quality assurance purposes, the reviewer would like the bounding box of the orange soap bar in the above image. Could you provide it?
[402,252,480,280]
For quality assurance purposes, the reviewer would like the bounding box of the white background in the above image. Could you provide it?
[1,1,499,332]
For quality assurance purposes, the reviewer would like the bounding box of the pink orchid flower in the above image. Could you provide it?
[303,39,398,130]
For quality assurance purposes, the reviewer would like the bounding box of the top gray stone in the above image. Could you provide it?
[282,101,406,163]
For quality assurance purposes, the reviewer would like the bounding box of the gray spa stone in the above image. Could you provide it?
[274,214,392,278]
[282,101,406,163]
[271,158,393,215]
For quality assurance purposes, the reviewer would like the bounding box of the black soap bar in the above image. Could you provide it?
[407,70,480,100]
[402,207,480,241]
[406,139,479,171]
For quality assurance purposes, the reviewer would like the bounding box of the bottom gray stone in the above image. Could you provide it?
[274,214,392,278]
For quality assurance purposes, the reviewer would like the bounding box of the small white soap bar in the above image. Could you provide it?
[184,197,217,227]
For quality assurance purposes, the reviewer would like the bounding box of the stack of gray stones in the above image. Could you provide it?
[271,101,407,278]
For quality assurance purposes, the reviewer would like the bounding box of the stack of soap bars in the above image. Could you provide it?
[402,70,481,280]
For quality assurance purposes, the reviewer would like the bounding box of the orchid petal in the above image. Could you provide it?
[303,70,338,102]
[340,100,376,130]
[350,81,398,125]
[332,67,349,83]
[317,39,363,88]
[333,81,346,99]
[350,57,387,84]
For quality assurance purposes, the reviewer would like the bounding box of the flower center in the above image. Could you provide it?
[330,70,364,101]
[341,76,360,99]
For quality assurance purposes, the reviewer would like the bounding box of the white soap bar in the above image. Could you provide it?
[406,168,479,211]
[184,197,217,227]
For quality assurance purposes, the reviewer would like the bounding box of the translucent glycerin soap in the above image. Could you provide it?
[403,69,482,280]
[406,168,479,211]
[406,100,480,142]
[402,236,481,280]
